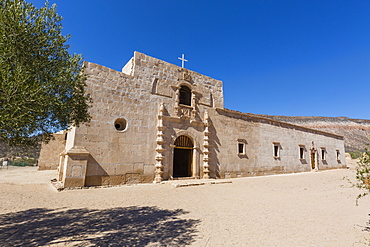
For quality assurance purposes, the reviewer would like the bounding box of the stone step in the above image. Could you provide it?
[164,180,232,188]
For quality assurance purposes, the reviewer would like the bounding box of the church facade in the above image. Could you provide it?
[39,52,346,188]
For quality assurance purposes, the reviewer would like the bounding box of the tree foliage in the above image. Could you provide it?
[348,150,363,159]
[353,141,370,204]
[0,0,91,147]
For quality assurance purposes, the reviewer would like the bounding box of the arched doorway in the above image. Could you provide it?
[173,135,193,177]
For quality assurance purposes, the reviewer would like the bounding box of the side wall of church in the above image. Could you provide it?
[256,118,346,173]
[210,109,346,178]
[38,131,66,170]
[207,109,260,178]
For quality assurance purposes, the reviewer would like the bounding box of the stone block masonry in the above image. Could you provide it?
[38,51,346,188]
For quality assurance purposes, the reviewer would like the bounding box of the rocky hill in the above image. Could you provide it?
[0,142,40,160]
[255,115,370,152]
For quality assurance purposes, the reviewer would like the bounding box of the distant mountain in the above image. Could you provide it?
[255,115,370,152]
[0,142,40,160]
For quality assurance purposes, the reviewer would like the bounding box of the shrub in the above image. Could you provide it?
[354,144,370,204]
[349,151,363,159]
[11,157,37,166]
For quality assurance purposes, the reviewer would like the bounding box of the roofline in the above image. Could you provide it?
[217,108,344,140]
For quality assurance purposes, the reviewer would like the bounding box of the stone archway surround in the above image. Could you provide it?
[169,131,201,179]
[173,135,193,178]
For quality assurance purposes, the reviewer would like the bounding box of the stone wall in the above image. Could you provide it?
[61,52,225,187]
[211,109,346,178]
[38,131,66,170]
[67,60,157,186]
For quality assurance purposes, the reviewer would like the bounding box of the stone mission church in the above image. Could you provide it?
[39,52,346,188]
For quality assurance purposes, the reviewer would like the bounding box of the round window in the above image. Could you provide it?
[114,118,127,131]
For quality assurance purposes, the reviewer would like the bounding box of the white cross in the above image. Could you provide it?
[178,54,188,68]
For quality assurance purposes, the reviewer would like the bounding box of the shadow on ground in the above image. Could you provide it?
[0,206,199,246]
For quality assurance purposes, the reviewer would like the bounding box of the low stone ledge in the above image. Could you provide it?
[170,180,233,188]
[51,179,233,191]
[209,180,233,185]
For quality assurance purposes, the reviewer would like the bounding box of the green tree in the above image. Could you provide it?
[354,143,370,204]
[0,0,91,147]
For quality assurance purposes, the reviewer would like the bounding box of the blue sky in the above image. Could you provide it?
[29,0,370,119]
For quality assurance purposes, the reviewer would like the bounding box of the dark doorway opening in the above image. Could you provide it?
[173,148,193,177]
[173,135,193,178]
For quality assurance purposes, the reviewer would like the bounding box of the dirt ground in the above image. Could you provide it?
[0,163,369,247]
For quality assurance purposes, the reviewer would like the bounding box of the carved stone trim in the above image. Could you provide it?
[178,70,192,83]
[202,111,211,179]
[154,103,166,183]
[151,78,173,98]
[178,104,193,119]
[66,146,90,157]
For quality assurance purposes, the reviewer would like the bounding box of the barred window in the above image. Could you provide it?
[179,85,191,106]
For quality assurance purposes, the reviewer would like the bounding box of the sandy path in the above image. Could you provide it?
[0,166,369,246]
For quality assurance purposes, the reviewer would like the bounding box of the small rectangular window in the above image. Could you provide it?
[237,139,247,156]
[336,150,340,160]
[273,143,280,158]
[299,145,305,159]
[321,148,326,160]
[238,143,245,154]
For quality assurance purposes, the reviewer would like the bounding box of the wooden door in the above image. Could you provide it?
[311,152,315,169]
